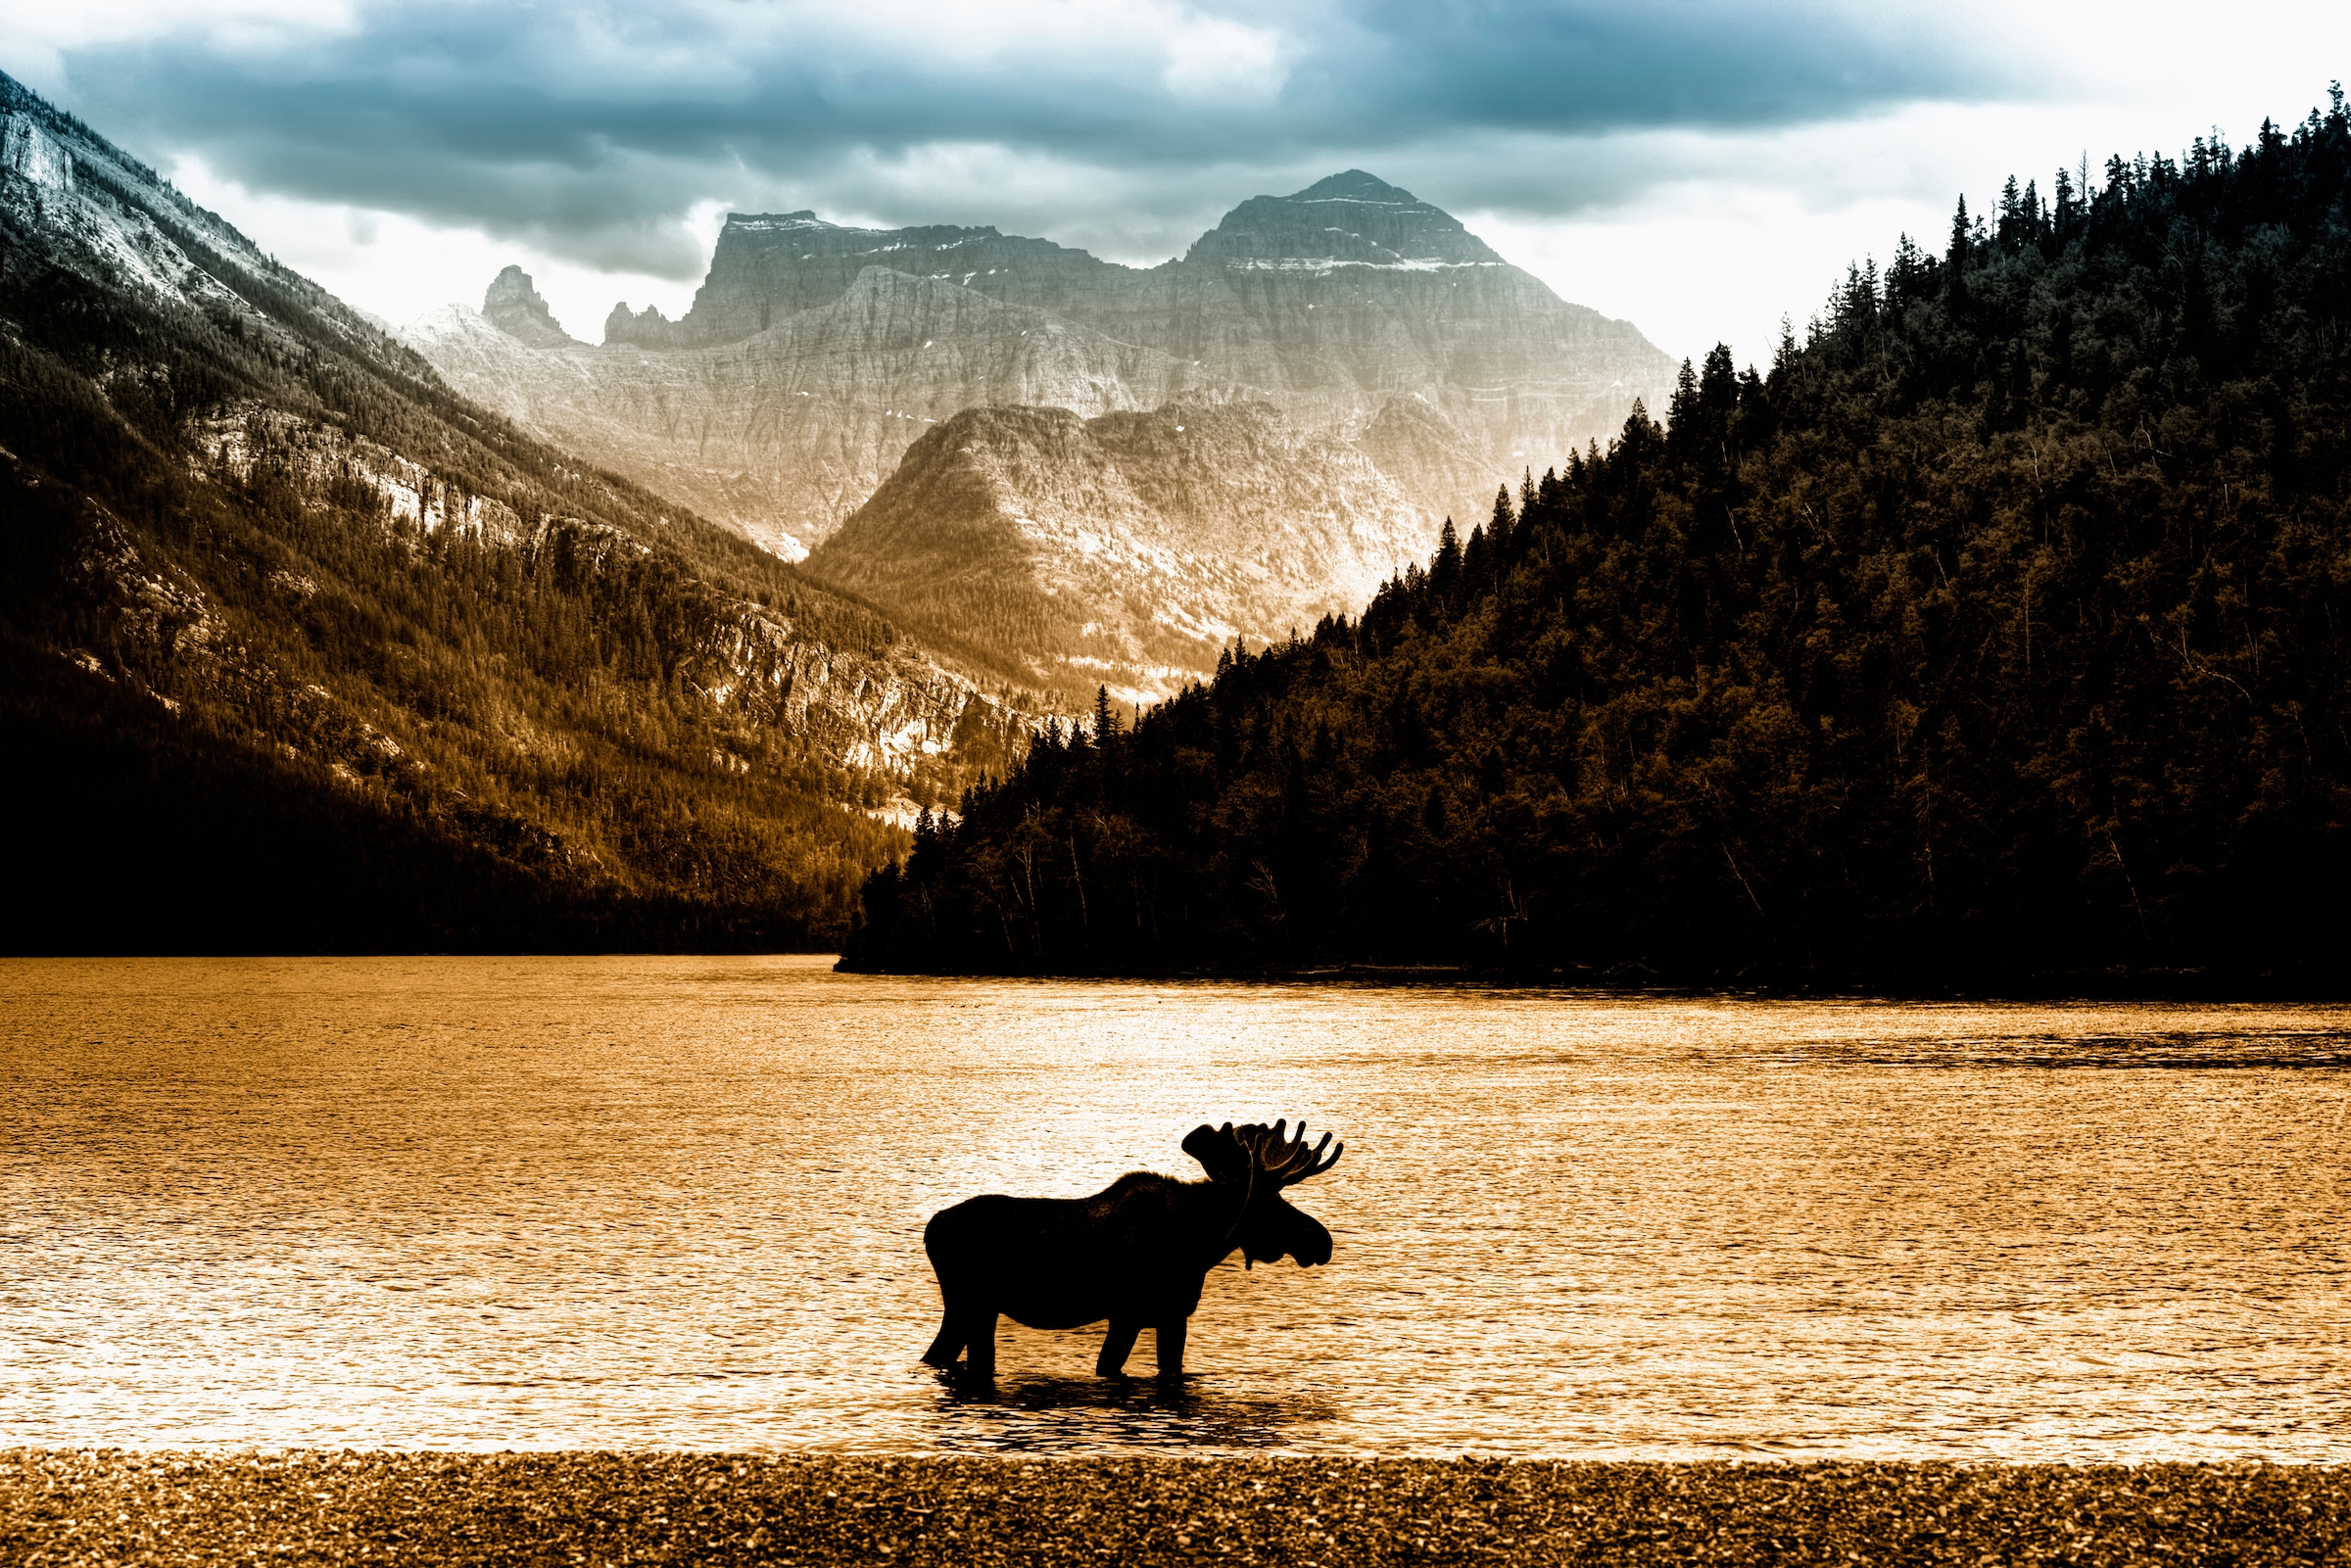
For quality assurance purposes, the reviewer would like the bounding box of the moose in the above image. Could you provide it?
[921,1118,1344,1378]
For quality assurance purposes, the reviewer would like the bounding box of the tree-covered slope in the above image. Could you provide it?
[0,71,1038,954]
[843,99,2351,987]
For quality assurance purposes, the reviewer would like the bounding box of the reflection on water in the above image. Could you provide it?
[933,1371,1342,1452]
[2,957,2346,1459]
[1754,1028,2351,1070]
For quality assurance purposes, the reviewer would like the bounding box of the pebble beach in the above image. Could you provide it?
[5,1452,2347,1566]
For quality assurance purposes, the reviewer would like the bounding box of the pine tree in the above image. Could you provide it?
[1665,359,1702,462]
[1946,195,1971,310]
[1429,517,1463,609]
[1092,685,1117,746]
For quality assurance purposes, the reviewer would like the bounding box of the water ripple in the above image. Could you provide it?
[2,958,2346,1459]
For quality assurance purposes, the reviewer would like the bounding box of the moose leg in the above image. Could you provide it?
[1095,1317,1142,1377]
[922,1312,963,1369]
[957,1307,998,1380]
[1153,1316,1188,1377]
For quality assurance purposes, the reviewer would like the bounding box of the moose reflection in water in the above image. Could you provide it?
[922,1119,1344,1379]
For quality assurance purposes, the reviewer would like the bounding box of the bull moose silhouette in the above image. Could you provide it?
[921,1118,1344,1379]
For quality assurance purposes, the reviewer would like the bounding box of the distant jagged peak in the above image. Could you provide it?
[603,300,672,347]
[483,262,541,309]
[1188,170,1502,268]
[481,264,577,348]
[1287,169,1419,206]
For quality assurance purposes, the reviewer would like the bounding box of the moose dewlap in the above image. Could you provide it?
[921,1119,1344,1378]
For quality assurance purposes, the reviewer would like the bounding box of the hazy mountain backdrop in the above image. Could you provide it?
[404,171,1675,699]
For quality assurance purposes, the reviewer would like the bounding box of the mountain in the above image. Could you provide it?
[406,170,1674,696]
[407,174,1672,542]
[805,400,1435,699]
[0,70,1044,954]
[594,171,1663,492]
[842,104,2351,988]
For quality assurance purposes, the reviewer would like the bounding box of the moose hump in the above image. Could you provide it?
[920,1119,1344,1379]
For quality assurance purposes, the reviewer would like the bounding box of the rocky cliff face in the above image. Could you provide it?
[2,109,76,190]
[806,400,1432,702]
[413,265,1242,558]
[604,210,1126,347]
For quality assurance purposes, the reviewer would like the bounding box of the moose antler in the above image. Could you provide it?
[1238,1117,1342,1186]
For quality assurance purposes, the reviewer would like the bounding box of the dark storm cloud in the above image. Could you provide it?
[39,0,2024,275]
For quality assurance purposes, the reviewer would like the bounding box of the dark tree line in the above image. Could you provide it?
[844,96,2351,988]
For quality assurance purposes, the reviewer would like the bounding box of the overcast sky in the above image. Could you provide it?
[7,1,2346,369]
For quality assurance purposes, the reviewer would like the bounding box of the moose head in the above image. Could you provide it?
[1179,1118,1344,1269]
[921,1117,1346,1380]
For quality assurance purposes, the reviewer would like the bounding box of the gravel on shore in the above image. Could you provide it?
[5,1451,2347,1567]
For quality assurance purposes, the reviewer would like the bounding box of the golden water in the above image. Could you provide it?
[4,956,2345,1456]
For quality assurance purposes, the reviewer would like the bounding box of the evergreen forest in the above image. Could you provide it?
[844,98,2351,988]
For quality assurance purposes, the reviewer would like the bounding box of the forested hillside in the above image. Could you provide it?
[844,98,2351,987]
[0,72,1036,954]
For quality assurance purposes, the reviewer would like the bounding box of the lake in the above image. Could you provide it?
[4,956,2346,1458]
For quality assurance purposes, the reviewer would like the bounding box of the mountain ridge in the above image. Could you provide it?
[409,172,1674,563]
[403,170,1676,697]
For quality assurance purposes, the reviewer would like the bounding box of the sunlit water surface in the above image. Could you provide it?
[4,957,2347,1458]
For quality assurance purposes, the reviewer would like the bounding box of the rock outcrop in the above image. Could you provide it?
[2,110,75,191]
[806,400,1432,702]
[482,264,578,347]
[602,210,1130,347]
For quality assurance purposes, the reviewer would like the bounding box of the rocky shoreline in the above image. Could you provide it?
[6,1451,2346,1566]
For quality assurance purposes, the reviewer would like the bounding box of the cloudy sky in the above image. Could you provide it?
[7,1,2346,368]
